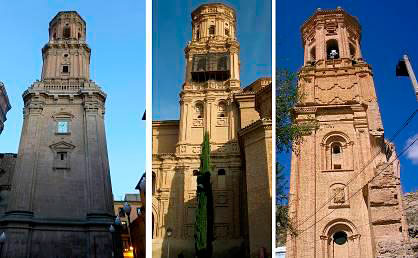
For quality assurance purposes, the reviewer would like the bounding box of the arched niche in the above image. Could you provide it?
[310,46,316,61]
[194,101,204,119]
[321,132,354,171]
[326,39,340,59]
[217,100,227,117]
[321,219,361,258]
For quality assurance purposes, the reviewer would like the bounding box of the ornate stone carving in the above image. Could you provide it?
[333,187,345,203]
[192,118,203,127]
[216,117,228,127]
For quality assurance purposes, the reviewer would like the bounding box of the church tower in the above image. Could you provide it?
[287,8,408,257]
[2,11,114,257]
[179,2,241,148]
[152,3,255,257]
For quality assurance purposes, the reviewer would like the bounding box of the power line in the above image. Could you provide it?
[294,135,418,239]
[292,108,418,230]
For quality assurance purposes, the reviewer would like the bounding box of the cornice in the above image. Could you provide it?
[238,118,272,136]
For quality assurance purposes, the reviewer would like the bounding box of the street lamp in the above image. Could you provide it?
[166,228,173,258]
[0,232,6,258]
[396,54,418,100]
[123,202,136,258]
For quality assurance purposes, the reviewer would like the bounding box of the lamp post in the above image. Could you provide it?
[0,232,6,258]
[123,202,136,258]
[396,54,418,100]
[166,227,172,258]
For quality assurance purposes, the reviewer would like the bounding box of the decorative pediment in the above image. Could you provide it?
[52,112,74,120]
[49,141,75,150]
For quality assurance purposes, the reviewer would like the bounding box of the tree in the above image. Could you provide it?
[276,69,316,245]
[195,132,214,258]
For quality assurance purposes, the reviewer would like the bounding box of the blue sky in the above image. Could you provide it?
[152,0,272,120]
[0,0,146,200]
[277,1,418,193]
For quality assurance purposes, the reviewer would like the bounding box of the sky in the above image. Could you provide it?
[152,0,272,120]
[0,0,146,200]
[277,1,418,193]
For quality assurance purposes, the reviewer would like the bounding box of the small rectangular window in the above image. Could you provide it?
[57,152,67,161]
[334,164,342,170]
[57,121,69,133]
[62,65,69,73]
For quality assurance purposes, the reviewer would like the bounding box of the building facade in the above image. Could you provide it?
[0,82,11,135]
[287,8,410,258]
[0,11,114,257]
[132,174,146,258]
[152,3,272,258]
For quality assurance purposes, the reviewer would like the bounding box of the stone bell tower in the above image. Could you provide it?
[179,2,241,148]
[152,3,250,257]
[287,8,408,258]
[1,11,114,257]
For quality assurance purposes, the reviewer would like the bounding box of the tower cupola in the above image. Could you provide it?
[191,3,237,41]
[41,11,91,81]
[301,7,362,66]
[184,3,240,87]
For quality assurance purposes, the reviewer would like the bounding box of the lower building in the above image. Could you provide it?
[114,194,143,257]
[0,82,11,135]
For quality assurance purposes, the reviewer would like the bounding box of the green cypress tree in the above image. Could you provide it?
[195,132,213,257]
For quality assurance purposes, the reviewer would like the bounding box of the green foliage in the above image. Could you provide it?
[276,69,317,153]
[276,69,316,246]
[195,132,213,258]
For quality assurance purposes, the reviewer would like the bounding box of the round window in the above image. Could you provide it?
[333,231,347,245]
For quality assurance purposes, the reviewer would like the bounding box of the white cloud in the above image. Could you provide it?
[405,134,418,165]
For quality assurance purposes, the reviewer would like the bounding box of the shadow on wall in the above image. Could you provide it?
[158,141,247,258]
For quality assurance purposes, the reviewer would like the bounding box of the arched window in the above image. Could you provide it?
[323,222,356,258]
[196,29,200,40]
[218,101,227,117]
[322,133,353,171]
[63,26,71,39]
[53,32,57,40]
[78,32,81,40]
[310,46,316,61]
[195,102,204,119]
[326,39,339,59]
[349,43,356,58]
[218,169,226,175]
[225,28,230,36]
[209,25,215,35]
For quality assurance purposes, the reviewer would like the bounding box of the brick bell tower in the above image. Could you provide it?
[2,11,114,257]
[287,8,408,258]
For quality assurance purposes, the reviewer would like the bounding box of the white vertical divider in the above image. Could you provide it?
[271,0,277,254]
[145,0,152,257]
